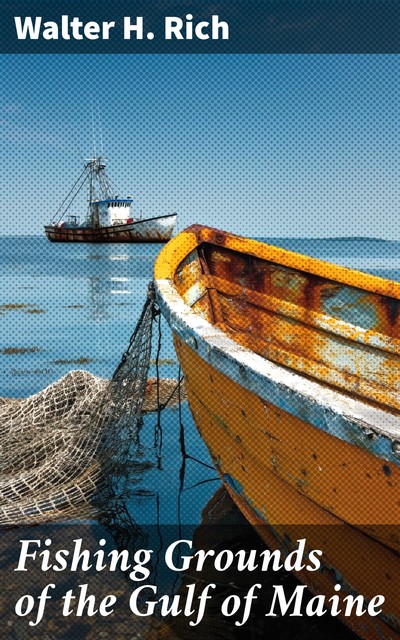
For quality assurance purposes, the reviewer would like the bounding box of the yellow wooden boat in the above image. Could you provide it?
[154,225,400,640]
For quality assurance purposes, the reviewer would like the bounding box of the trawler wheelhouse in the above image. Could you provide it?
[91,198,135,227]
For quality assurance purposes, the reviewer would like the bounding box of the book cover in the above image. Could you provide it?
[0,3,399,639]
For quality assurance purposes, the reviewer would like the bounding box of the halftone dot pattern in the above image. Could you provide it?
[163,229,400,521]
[2,55,400,239]
[1,53,400,638]
[154,224,400,638]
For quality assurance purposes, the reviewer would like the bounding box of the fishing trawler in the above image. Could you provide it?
[44,155,177,243]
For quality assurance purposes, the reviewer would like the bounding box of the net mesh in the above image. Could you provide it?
[0,283,162,527]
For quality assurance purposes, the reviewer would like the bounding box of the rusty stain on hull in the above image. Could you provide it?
[173,232,400,412]
[154,225,400,640]
[44,214,176,243]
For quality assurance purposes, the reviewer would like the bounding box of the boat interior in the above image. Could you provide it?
[173,230,400,413]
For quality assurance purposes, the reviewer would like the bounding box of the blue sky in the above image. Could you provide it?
[1,54,400,238]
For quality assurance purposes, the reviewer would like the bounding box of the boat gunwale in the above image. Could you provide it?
[188,224,400,300]
[154,226,400,466]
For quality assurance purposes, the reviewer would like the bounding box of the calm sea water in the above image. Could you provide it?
[2,235,399,397]
[1,235,399,639]
[0,236,216,527]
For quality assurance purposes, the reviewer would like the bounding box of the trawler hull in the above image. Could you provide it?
[45,214,176,243]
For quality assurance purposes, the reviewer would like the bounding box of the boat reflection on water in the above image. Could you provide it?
[85,246,161,317]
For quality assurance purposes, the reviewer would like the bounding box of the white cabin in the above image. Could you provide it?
[93,197,134,226]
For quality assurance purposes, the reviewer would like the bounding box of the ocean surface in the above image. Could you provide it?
[1,235,399,639]
[2,235,400,397]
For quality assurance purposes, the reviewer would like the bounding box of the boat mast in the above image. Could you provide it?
[49,107,135,230]
[88,159,100,228]
[89,108,100,228]
[89,108,113,227]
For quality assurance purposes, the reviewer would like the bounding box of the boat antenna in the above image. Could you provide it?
[91,105,97,159]
[97,103,104,159]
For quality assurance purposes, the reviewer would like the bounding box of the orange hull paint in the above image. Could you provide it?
[154,225,400,639]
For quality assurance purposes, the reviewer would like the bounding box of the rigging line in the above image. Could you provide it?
[183,477,220,491]
[62,172,90,217]
[112,283,155,380]
[177,365,186,542]
[154,311,163,470]
[153,492,163,585]
[184,454,215,471]
[50,165,89,223]
[171,366,186,596]
[157,373,184,411]
[108,175,124,198]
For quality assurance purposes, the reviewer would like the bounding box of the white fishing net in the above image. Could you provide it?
[0,284,179,527]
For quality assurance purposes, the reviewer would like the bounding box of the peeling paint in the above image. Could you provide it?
[154,225,400,638]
